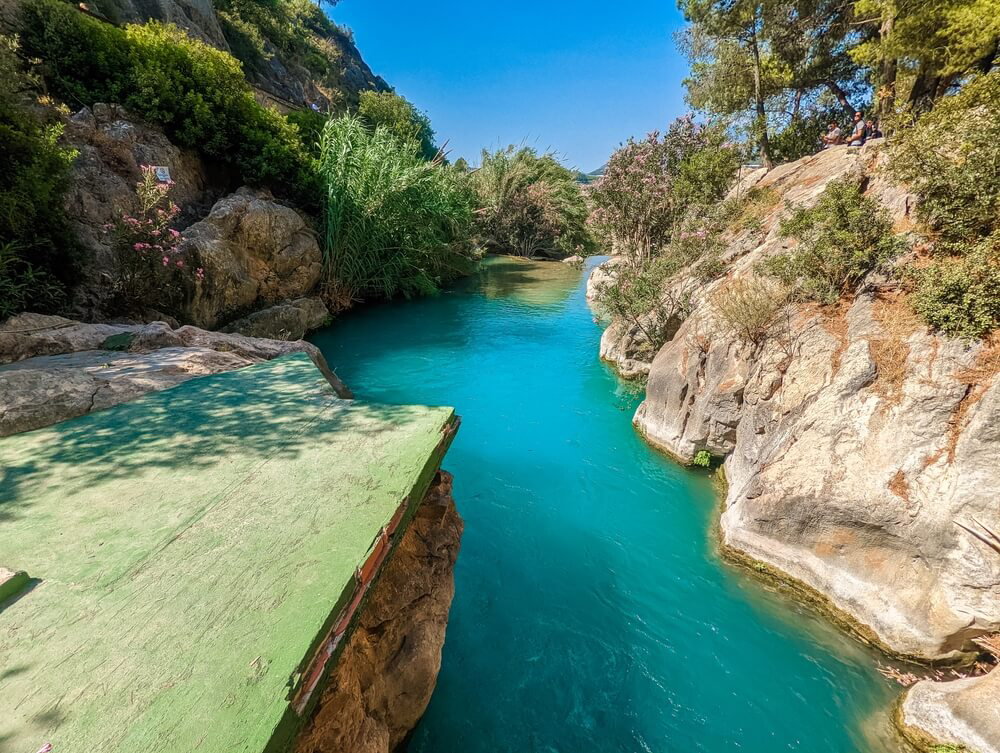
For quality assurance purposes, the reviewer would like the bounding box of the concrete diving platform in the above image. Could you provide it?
[0,353,458,753]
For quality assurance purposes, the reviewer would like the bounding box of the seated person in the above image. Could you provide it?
[865,119,883,139]
[821,122,843,148]
[848,112,866,146]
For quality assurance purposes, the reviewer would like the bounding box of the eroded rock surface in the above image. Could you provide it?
[0,313,350,435]
[901,668,1000,753]
[223,296,329,341]
[180,188,323,329]
[295,471,463,753]
[597,144,999,663]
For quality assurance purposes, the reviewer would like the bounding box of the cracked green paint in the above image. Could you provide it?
[0,353,455,753]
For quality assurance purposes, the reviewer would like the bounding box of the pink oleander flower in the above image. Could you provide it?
[162,256,169,266]
[175,259,184,268]
[150,229,161,237]
[195,267,205,280]
[169,228,180,239]
[133,242,145,251]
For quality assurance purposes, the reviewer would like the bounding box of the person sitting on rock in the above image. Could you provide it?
[821,121,843,148]
[866,119,883,140]
[848,111,866,146]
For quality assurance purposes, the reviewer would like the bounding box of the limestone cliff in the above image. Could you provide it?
[592,143,999,750]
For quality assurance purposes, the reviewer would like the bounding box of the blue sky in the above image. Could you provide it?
[329,0,691,172]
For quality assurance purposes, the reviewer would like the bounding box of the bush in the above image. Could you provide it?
[762,178,905,304]
[693,450,712,467]
[107,166,202,315]
[910,236,1000,340]
[595,256,690,352]
[358,90,437,160]
[711,277,789,346]
[317,115,477,301]
[19,0,318,208]
[0,35,81,320]
[889,74,1000,247]
[470,146,595,259]
[588,116,741,262]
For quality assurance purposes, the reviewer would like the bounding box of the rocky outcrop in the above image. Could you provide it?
[62,104,218,312]
[180,188,323,329]
[0,313,350,435]
[295,471,463,753]
[901,668,1000,753]
[594,143,1000,666]
[222,296,329,341]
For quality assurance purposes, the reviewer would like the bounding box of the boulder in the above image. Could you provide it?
[0,314,351,436]
[223,297,330,341]
[295,471,463,753]
[901,668,1000,753]
[180,188,323,329]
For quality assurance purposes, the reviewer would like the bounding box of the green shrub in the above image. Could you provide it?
[762,178,905,304]
[595,256,690,352]
[889,74,1000,247]
[317,115,477,301]
[19,0,318,208]
[693,450,712,467]
[358,90,437,160]
[910,237,1000,340]
[470,146,595,259]
[0,35,81,319]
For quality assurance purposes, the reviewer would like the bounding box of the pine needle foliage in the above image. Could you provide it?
[317,115,477,302]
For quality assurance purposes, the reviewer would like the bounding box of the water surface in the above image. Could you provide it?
[311,257,899,753]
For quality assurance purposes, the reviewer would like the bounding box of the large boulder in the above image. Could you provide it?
[223,297,330,341]
[900,668,1000,753]
[0,314,351,436]
[181,188,323,329]
[295,471,463,753]
[625,144,1000,662]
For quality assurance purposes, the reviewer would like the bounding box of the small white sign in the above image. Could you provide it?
[152,166,171,183]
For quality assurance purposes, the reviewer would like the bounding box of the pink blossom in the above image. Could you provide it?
[175,259,184,268]
[169,228,181,239]
[133,242,145,251]
[162,256,170,266]
[195,267,205,280]
[151,229,161,237]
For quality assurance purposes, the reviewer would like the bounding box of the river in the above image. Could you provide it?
[310,256,901,753]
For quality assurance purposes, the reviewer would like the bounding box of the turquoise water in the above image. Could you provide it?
[310,257,900,753]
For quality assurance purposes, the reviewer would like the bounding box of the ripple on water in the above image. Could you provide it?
[310,256,901,753]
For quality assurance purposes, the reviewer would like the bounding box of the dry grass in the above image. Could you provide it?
[946,338,1000,461]
[870,293,922,405]
[711,277,789,347]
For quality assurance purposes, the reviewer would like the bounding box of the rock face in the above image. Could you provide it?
[180,188,323,329]
[62,104,217,312]
[595,144,1000,665]
[0,313,350,436]
[223,296,329,341]
[901,668,1000,753]
[295,471,463,753]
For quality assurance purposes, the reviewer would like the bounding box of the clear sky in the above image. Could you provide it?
[329,0,691,173]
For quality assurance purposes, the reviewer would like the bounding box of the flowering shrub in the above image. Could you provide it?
[588,116,741,262]
[108,166,201,314]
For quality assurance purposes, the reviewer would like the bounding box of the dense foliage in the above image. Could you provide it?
[358,90,438,160]
[19,0,318,207]
[763,178,905,304]
[0,35,80,319]
[470,146,595,259]
[588,117,741,261]
[317,116,477,303]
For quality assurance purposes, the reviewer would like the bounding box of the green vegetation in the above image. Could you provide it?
[0,35,80,319]
[597,256,691,353]
[358,90,438,160]
[19,0,317,207]
[470,146,595,259]
[910,239,1000,340]
[762,178,905,304]
[316,115,477,304]
[693,450,712,467]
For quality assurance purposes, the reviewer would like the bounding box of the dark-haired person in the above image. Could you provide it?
[821,121,843,149]
[865,119,883,140]
[848,111,866,146]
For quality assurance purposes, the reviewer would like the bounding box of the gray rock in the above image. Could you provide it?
[624,144,1000,664]
[0,315,351,436]
[901,668,1000,753]
[223,297,330,341]
[180,188,323,329]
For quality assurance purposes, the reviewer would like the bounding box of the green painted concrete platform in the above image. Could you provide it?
[0,354,457,753]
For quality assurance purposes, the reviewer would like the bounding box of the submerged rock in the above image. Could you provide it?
[0,313,350,436]
[295,471,463,753]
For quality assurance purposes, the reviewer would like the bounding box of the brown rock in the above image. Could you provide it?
[295,471,463,753]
